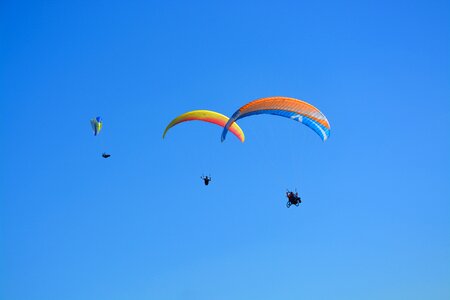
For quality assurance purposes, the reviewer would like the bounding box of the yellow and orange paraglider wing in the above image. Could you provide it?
[163,110,245,142]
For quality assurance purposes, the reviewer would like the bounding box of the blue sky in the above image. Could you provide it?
[1,0,449,299]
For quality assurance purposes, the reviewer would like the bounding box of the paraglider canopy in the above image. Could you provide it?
[221,96,330,142]
[90,116,103,136]
[163,110,245,142]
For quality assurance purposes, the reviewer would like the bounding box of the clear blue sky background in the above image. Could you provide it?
[1,0,449,299]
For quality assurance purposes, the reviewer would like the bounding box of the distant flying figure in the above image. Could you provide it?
[286,190,301,208]
[201,175,212,186]
[102,153,111,158]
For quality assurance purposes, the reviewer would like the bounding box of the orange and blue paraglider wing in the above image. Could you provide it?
[163,110,245,142]
[90,116,102,136]
[221,96,330,142]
